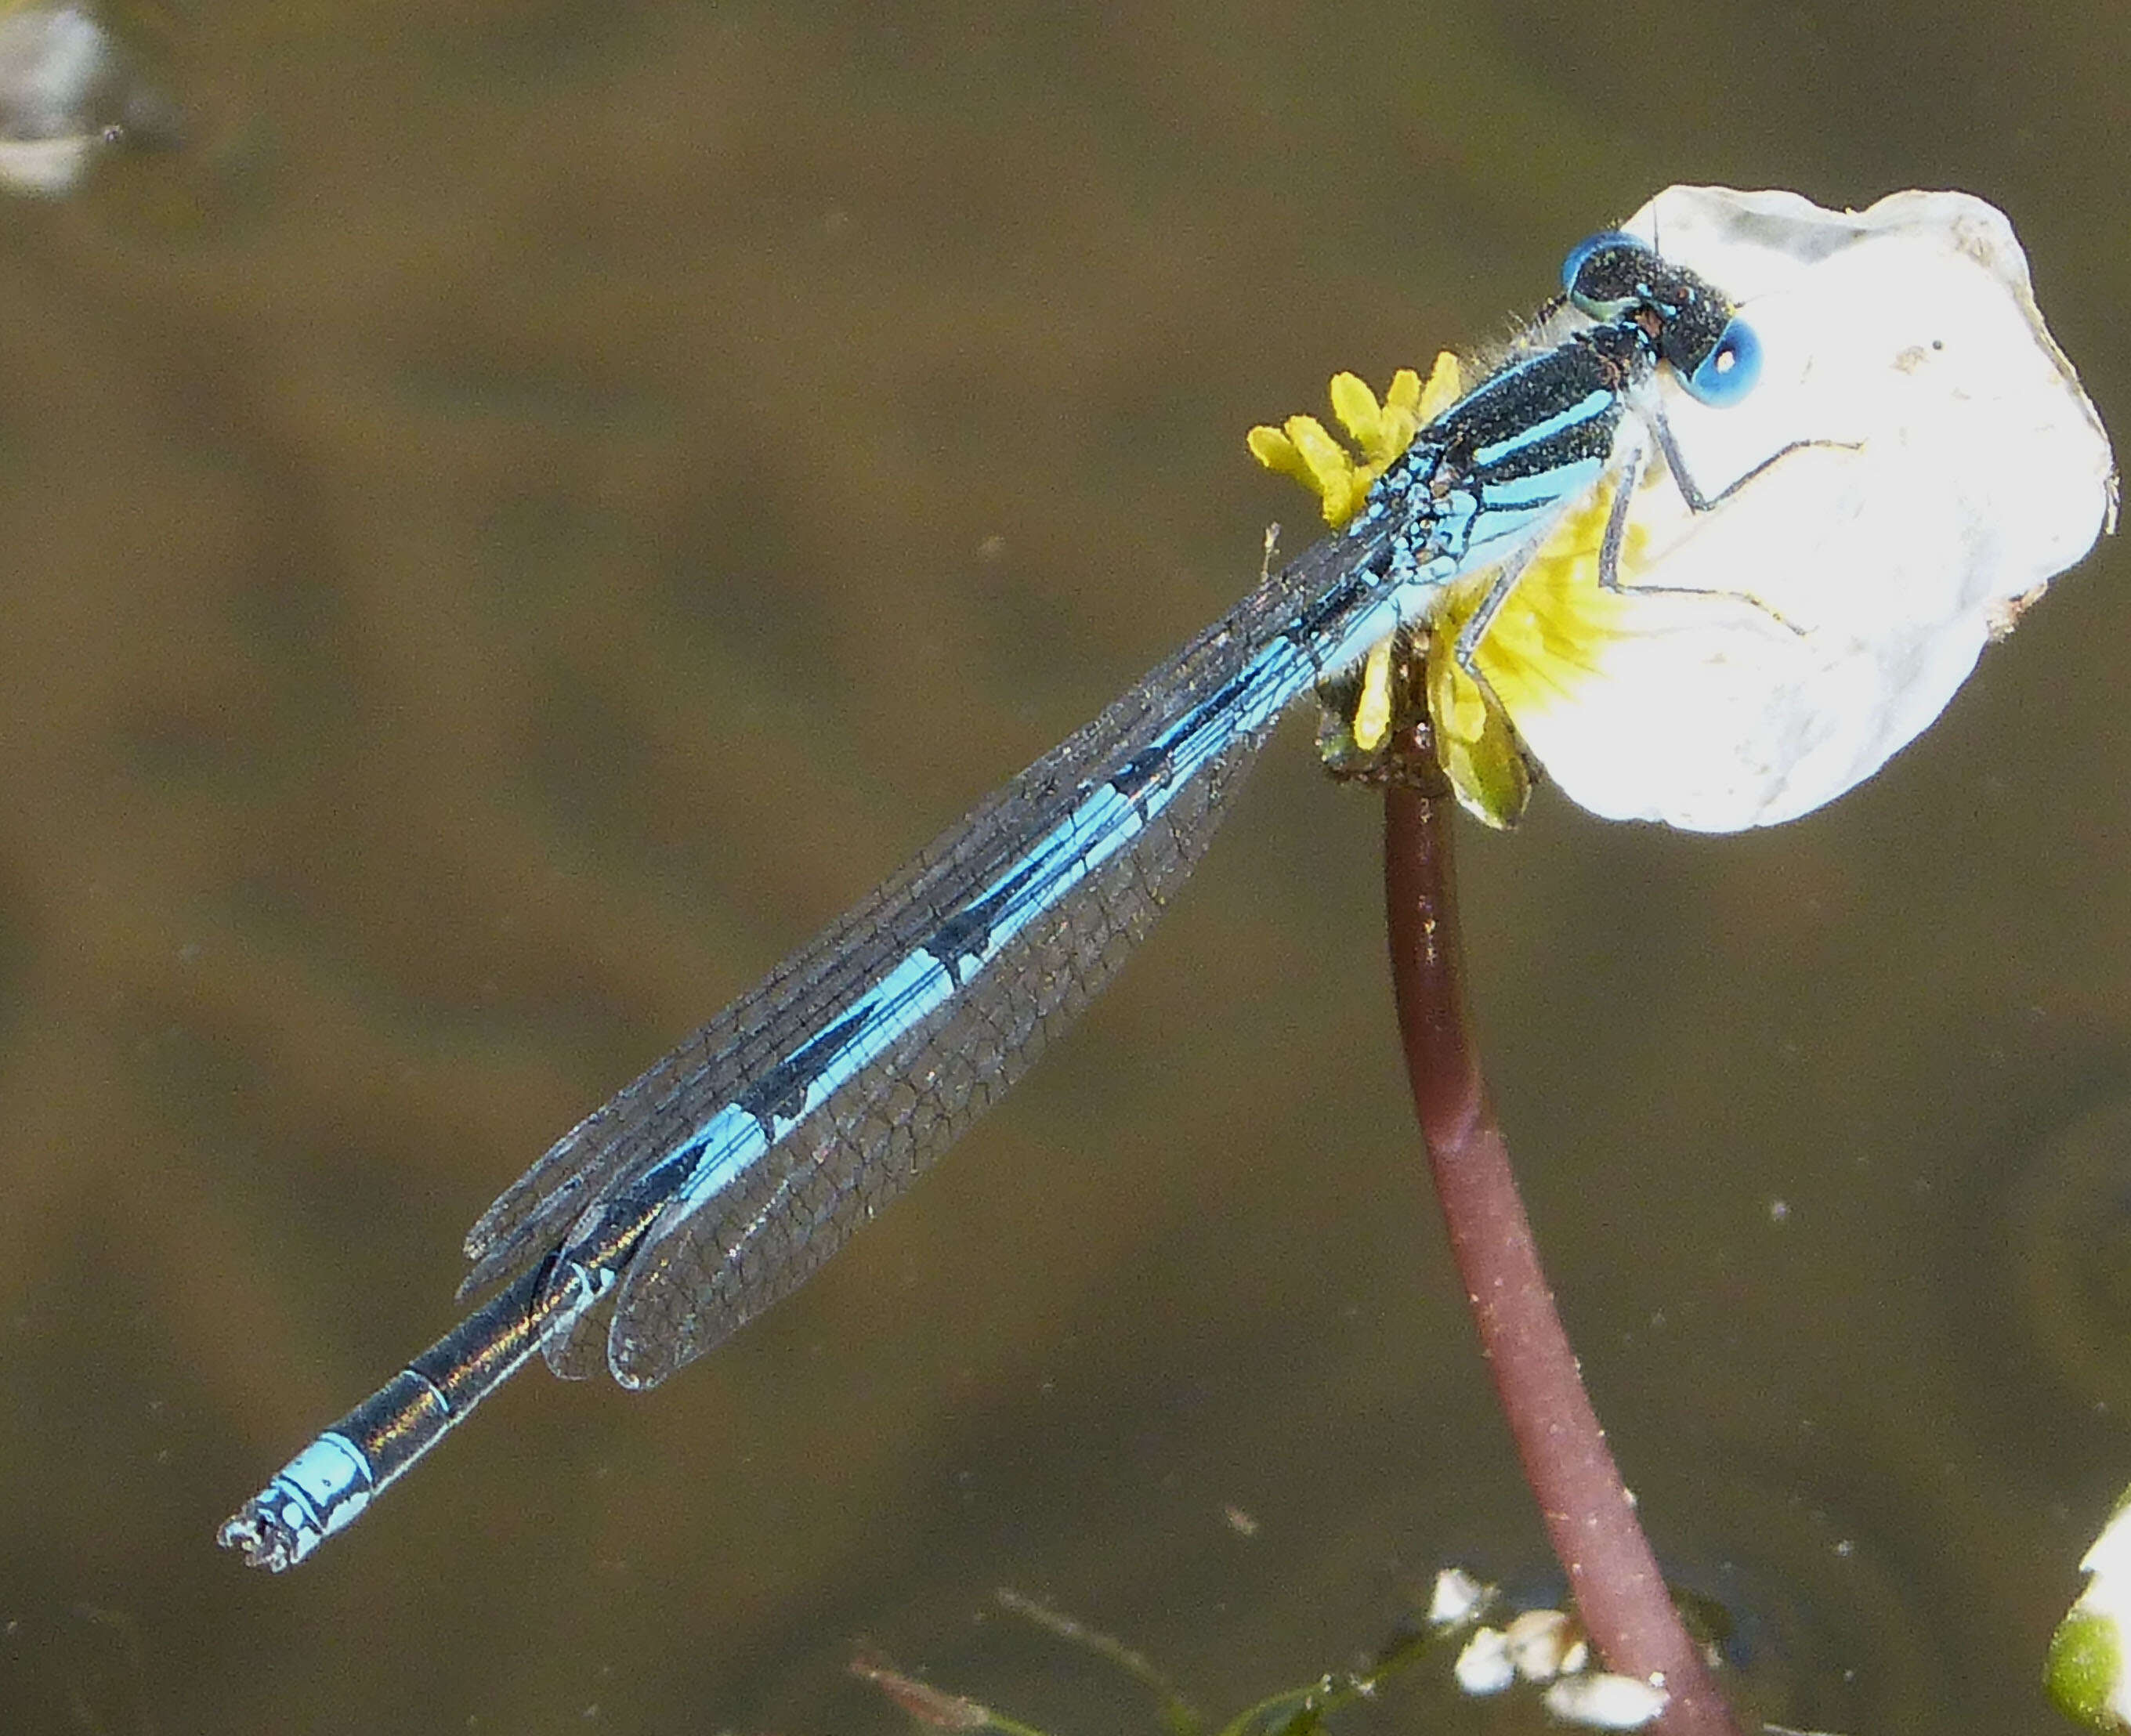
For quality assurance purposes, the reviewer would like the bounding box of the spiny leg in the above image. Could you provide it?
[1446,412,1858,699]
[1452,534,1550,685]
[1648,403,1855,515]
[1579,436,1802,630]
[1449,454,1639,687]
[1583,410,1861,626]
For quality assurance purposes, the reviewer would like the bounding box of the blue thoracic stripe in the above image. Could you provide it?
[1483,462,1602,515]
[219,226,1759,1572]
[1474,454,1608,519]
[1472,386,1615,467]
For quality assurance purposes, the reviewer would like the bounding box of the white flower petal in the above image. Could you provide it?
[1503,186,2114,832]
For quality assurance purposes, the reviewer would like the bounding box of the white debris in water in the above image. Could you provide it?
[1453,1625,1515,1695]
[1503,1607,1583,1682]
[1427,1564,1492,1627]
[0,2,168,194]
[1543,1669,1671,1729]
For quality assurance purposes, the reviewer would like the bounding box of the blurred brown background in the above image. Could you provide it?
[0,2,2126,1731]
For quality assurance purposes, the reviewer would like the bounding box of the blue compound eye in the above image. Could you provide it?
[1682,317,1761,407]
[1561,229,1647,316]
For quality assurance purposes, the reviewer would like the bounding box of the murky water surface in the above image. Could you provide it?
[1,2,2126,1731]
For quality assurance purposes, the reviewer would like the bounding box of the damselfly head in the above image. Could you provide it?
[1559,230,1649,316]
[1561,229,1761,408]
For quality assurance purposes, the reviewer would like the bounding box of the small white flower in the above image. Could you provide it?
[1493,186,2114,832]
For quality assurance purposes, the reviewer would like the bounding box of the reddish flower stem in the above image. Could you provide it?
[1380,783,1739,1735]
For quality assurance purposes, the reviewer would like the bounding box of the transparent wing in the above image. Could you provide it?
[458,520,1395,1386]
